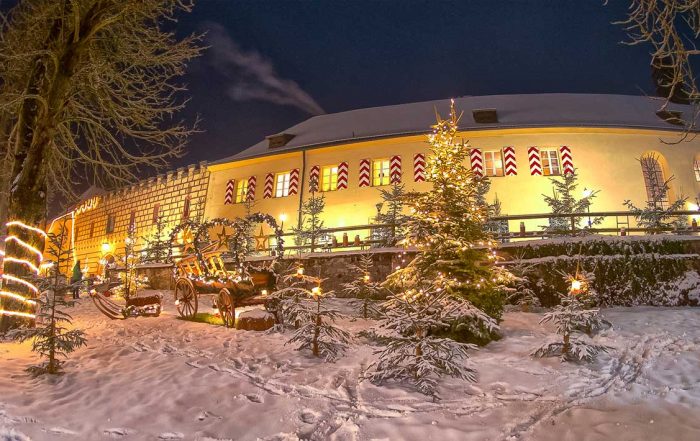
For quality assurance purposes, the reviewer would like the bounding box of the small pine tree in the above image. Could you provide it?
[273,264,351,361]
[532,276,610,362]
[293,189,326,253]
[12,223,87,375]
[341,254,387,318]
[367,283,494,398]
[112,223,146,299]
[506,255,540,312]
[374,183,411,246]
[542,169,601,235]
[624,155,687,233]
[141,214,170,263]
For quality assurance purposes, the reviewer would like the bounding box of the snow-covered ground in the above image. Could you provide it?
[1,292,699,441]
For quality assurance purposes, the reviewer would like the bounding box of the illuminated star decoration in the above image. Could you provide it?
[254,226,268,251]
[215,226,232,250]
[178,227,195,254]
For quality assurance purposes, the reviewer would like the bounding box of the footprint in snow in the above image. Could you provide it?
[244,393,263,403]
[158,432,184,440]
[196,410,223,422]
[299,409,320,424]
[48,426,79,436]
[103,427,131,437]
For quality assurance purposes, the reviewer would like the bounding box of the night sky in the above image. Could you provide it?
[175,0,653,168]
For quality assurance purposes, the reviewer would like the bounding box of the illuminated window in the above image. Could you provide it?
[372,159,391,186]
[694,160,700,182]
[105,214,116,234]
[275,172,291,197]
[235,180,248,203]
[484,151,504,177]
[321,165,338,192]
[541,149,561,176]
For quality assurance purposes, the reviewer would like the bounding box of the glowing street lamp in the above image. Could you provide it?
[279,213,287,230]
[101,241,112,254]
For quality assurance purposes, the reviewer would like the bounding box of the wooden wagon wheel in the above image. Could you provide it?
[218,288,235,328]
[175,278,198,319]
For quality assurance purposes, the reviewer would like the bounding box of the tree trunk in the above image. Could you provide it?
[563,332,571,358]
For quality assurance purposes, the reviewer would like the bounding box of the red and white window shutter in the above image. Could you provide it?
[469,148,484,177]
[224,179,235,205]
[503,146,517,176]
[263,173,274,199]
[528,147,542,176]
[309,165,320,191]
[359,159,371,187]
[289,168,300,195]
[337,162,349,190]
[560,146,574,175]
[247,176,257,201]
[390,155,402,183]
[413,153,426,182]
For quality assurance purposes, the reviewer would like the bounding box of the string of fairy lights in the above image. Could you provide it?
[0,220,47,320]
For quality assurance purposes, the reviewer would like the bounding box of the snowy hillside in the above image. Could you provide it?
[1,293,699,440]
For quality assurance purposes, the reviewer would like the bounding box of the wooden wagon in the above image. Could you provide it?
[173,246,276,327]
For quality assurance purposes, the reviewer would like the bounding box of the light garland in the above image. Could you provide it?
[2,274,39,293]
[0,309,35,319]
[5,236,44,262]
[0,291,37,306]
[6,220,47,238]
[3,257,40,275]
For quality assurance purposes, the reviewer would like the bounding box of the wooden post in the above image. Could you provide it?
[519,222,526,236]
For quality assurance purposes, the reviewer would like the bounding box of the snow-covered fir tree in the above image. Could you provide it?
[542,169,601,235]
[374,183,411,246]
[367,100,509,395]
[111,223,146,299]
[292,186,326,252]
[272,263,351,361]
[532,275,610,362]
[12,224,86,375]
[341,254,387,318]
[141,214,170,263]
[624,154,687,233]
[367,281,494,398]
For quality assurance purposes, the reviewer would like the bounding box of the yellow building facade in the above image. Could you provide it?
[53,94,700,274]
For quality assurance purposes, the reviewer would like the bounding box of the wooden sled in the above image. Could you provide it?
[90,283,162,320]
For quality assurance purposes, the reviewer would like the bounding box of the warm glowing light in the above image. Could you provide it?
[311,286,321,296]
[5,236,44,262]
[3,257,40,274]
[261,289,268,296]
[296,266,304,277]
[363,274,370,282]
[0,309,35,319]
[571,279,582,292]
[6,221,47,238]
[2,274,38,293]
[101,241,112,254]
[0,291,37,306]
[279,213,287,222]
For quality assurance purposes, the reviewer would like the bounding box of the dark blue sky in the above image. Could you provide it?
[175,0,652,166]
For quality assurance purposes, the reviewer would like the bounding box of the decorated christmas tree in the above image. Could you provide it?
[341,254,387,318]
[542,169,601,235]
[532,274,610,362]
[271,263,351,361]
[112,223,146,299]
[367,100,509,396]
[12,223,86,375]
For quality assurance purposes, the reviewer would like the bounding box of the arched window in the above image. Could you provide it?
[640,153,668,208]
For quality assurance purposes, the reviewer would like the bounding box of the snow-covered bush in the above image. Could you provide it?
[504,236,700,307]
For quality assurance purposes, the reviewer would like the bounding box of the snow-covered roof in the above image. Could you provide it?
[213,93,694,164]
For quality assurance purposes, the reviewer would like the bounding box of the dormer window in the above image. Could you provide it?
[267,133,295,148]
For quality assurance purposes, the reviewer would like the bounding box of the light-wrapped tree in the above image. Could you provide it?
[367,100,510,396]
[141,214,171,264]
[542,169,601,235]
[292,188,326,253]
[341,254,387,319]
[12,223,86,375]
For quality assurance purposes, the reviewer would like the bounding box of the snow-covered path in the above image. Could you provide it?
[1,294,699,441]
